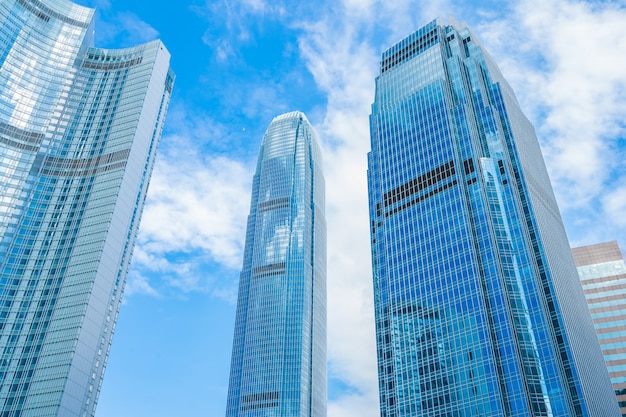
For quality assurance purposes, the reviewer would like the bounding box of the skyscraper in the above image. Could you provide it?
[573,241,626,416]
[367,18,618,417]
[225,112,326,417]
[0,1,173,415]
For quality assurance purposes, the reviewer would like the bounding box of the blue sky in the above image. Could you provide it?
[70,0,626,416]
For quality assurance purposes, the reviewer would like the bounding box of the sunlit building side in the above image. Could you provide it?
[0,1,174,415]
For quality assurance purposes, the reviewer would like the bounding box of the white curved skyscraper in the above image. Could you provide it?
[225,112,327,417]
[0,1,173,415]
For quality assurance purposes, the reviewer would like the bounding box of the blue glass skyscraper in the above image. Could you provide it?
[0,1,173,415]
[225,112,326,417]
[367,18,618,417]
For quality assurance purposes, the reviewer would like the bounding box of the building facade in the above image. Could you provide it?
[367,18,618,417]
[225,112,326,417]
[0,1,174,415]
[573,241,626,416]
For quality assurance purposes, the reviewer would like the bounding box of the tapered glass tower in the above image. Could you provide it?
[225,112,326,417]
[367,18,618,417]
[0,1,174,415]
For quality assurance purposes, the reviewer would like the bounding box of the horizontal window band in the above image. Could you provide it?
[241,402,279,411]
[17,0,90,28]
[82,56,143,71]
[252,262,286,279]
[381,27,439,73]
[242,391,279,404]
[39,149,130,177]
[39,161,127,177]
[0,135,39,152]
[384,160,455,207]
[43,149,130,170]
[0,121,44,152]
[258,197,289,212]
[252,271,284,279]
[391,304,440,319]
[385,180,458,217]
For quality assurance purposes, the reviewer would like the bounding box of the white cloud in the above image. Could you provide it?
[128,106,254,297]
[295,0,626,414]
[294,2,463,415]
[603,185,626,228]
[196,0,287,62]
[138,140,252,270]
[294,1,451,414]
[114,0,626,413]
[92,9,159,47]
[328,391,379,417]
[474,0,626,260]
[124,270,160,298]
[297,11,379,417]
[117,12,159,43]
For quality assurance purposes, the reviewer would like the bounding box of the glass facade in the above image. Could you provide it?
[225,112,326,417]
[573,241,626,417]
[0,1,174,416]
[367,18,618,417]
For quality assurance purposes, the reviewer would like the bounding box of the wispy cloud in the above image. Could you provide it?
[194,0,287,62]
[127,105,254,298]
[116,12,159,43]
[117,0,625,413]
[477,0,626,247]
[603,185,626,228]
[294,1,467,415]
[124,270,160,298]
[293,0,626,414]
[92,9,159,47]
[90,0,111,10]
[138,150,251,269]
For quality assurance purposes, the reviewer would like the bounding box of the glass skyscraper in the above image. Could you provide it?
[225,112,326,417]
[573,241,626,416]
[0,1,173,415]
[367,18,618,417]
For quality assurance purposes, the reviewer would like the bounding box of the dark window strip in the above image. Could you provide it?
[0,136,39,152]
[463,158,475,175]
[381,28,439,73]
[385,180,458,217]
[241,402,279,411]
[17,0,90,28]
[43,149,130,171]
[0,121,44,143]
[242,391,279,404]
[384,161,455,207]
[16,0,49,22]
[252,270,284,279]
[258,197,289,211]
[392,305,439,319]
[259,204,288,213]
[252,262,286,275]
[39,160,127,177]
[82,56,143,71]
